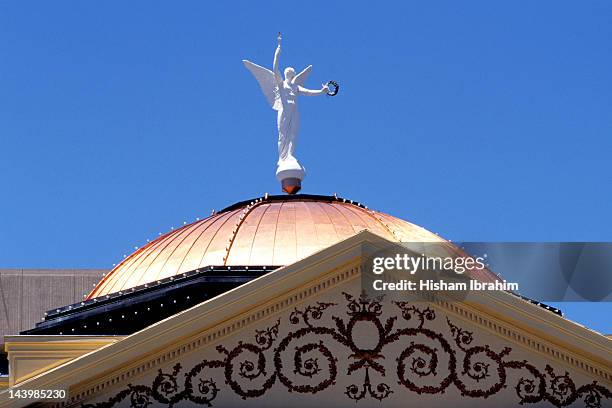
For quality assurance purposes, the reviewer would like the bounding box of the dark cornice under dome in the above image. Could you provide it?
[23,266,278,336]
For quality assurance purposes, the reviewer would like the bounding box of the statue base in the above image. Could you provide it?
[276,159,305,195]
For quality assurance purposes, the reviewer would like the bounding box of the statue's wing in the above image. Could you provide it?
[292,65,312,86]
[242,60,281,111]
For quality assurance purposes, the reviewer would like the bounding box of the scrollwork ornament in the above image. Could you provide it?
[83,292,611,408]
[128,386,151,408]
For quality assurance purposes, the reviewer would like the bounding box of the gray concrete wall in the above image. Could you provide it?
[0,269,106,339]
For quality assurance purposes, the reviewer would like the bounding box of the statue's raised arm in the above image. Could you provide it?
[243,33,339,194]
[273,32,282,82]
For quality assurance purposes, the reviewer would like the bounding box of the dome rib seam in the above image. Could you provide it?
[270,201,285,265]
[196,210,240,269]
[114,224,193,296]
[315,201,342,242]
[354,205,401,241]
[329,202,362,235]
[222,197,268,266]
[173,215,227,275]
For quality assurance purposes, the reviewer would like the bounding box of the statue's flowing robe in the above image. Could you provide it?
[277,81,301,165]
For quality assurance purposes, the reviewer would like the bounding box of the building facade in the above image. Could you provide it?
[1,195,610,407]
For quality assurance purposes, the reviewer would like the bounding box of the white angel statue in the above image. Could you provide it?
[243,33,329,194]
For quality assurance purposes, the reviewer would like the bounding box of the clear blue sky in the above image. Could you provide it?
[0,2,610,332]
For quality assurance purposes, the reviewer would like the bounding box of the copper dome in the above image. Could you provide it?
[87,195,450,299]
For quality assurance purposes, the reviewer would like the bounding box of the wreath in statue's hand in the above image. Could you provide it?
[326,80,339,96]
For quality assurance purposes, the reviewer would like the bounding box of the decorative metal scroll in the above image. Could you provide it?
[83,293,611,408]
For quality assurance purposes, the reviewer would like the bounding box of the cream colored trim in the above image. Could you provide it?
[4,336,122,387]
[441,298,612,382]
[0,231,610,407]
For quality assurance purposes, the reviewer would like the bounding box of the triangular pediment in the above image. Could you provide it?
[1,231,610,408]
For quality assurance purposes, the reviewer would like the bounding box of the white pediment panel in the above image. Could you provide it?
[78,279,611,408]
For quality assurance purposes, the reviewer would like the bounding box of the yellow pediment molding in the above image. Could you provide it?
[4,336,122,387]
